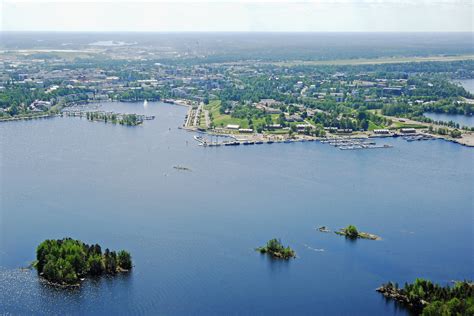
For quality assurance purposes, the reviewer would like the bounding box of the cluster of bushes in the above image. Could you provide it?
[36,238,132,285]
[342,225,359,238]
[257,238,296,259]
[120,114,142,126]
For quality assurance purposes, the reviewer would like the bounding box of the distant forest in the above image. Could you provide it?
[1,32,472,62]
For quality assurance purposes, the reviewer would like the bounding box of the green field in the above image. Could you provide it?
[368,121,385,131]
[392,122,427,129]
[264,129,289,135]
[198,111,207,129]
[206,100,278,130]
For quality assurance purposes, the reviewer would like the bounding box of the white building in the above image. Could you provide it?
[226,124,240,130]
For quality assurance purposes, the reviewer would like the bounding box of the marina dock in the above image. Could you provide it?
[321,138,393,150]
[193,135,391,150]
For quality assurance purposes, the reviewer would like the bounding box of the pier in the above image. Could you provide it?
[321,138,392,150]
[403,134,436,142]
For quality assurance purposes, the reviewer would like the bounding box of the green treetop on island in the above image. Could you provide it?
[36,238,132,285]
[343,225,359,238]
[256,238,296,259]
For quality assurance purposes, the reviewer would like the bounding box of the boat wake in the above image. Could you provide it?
[303,244,325,252]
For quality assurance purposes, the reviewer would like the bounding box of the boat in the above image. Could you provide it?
[225,142,240,146]
[194,135,204,142]
[255,141,264,144]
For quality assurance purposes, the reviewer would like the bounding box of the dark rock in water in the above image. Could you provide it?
[317,226,331,233]
[173,165,191,171]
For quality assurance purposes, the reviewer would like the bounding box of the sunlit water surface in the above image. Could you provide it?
[1,102,473,315]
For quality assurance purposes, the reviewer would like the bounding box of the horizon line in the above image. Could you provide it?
[1,30,473,34]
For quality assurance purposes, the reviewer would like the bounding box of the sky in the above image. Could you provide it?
[1,0,473,32]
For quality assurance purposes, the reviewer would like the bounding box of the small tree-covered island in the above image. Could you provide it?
[85,112,143,126]
[35,238,132,286]
[377,279,474,315]
[335,225,381,240]
[256,238,296,259]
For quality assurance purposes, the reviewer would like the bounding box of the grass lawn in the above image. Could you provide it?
[199,111,207,129]
[207,100,246,127]
[392,122,427,129]
[264,129,289,135]
[368,121,385,131]
[206,100,278,129]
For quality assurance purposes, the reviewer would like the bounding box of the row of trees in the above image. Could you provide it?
[427,126,462,138]
[422,99,474,116]
[282,60,474,78]
[36,238,132,285]
[382,100,474,118]
[113,88,162,102]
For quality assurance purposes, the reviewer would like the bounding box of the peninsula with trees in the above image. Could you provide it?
[256,238,296,259]
[35,238,132,286]
[377,279,474,315]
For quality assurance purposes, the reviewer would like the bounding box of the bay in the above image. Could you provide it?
[0,102,472,315]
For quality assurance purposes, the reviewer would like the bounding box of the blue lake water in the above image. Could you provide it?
[422,79,474,127]
[423,112,474,127]
[458,79,474,94]
[1,102,473,315]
